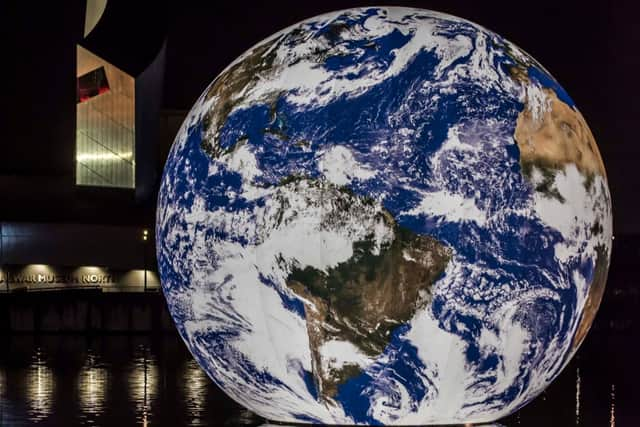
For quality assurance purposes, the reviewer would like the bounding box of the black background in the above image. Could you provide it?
[1,2,639,425]
[2,0,638,233]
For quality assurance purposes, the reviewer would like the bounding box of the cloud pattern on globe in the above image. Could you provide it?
[157,7,612,425]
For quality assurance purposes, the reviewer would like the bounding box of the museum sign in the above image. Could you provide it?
[0,264,158,291]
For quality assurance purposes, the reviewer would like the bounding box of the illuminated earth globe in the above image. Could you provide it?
[157,7,612,425]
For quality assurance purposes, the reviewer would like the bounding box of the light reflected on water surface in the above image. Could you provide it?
[129,345,158,426]
[26,348,54,422]
[183,358,208,425]
[576,366,581,425]
[0,329,634,426]
[78,351,108,422]
[610,383,616,427]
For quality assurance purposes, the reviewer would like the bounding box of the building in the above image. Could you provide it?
[1,1,173,300]
[0,222,158,293]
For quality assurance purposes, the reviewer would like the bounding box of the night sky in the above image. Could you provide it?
[3,1,639,234]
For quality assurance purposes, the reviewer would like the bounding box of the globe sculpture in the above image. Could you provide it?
[157,7,612,425]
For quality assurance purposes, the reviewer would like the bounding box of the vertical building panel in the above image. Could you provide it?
[76,46,135,189]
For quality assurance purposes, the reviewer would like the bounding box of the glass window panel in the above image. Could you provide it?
[76,46,135,189]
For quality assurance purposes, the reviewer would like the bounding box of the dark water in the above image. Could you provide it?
[0,250,638,427]
[0,334,264,427]
[0,327,635,426]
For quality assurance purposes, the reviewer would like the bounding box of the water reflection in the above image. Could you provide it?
[256,424,505,427]
[576,366,581,425]
[183,358,208,425]
[610,383,616,427]
[228,408,264,426]
[0,329,634,426]
[129,345,158,426]
[26,348,54,421]
[78,351,108,419]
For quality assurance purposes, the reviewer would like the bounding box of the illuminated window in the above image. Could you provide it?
[76,46,135,189]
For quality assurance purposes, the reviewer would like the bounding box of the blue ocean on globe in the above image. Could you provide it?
[156,7,612,425]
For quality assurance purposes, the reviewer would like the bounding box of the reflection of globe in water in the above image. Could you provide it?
[156,7,612,425]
